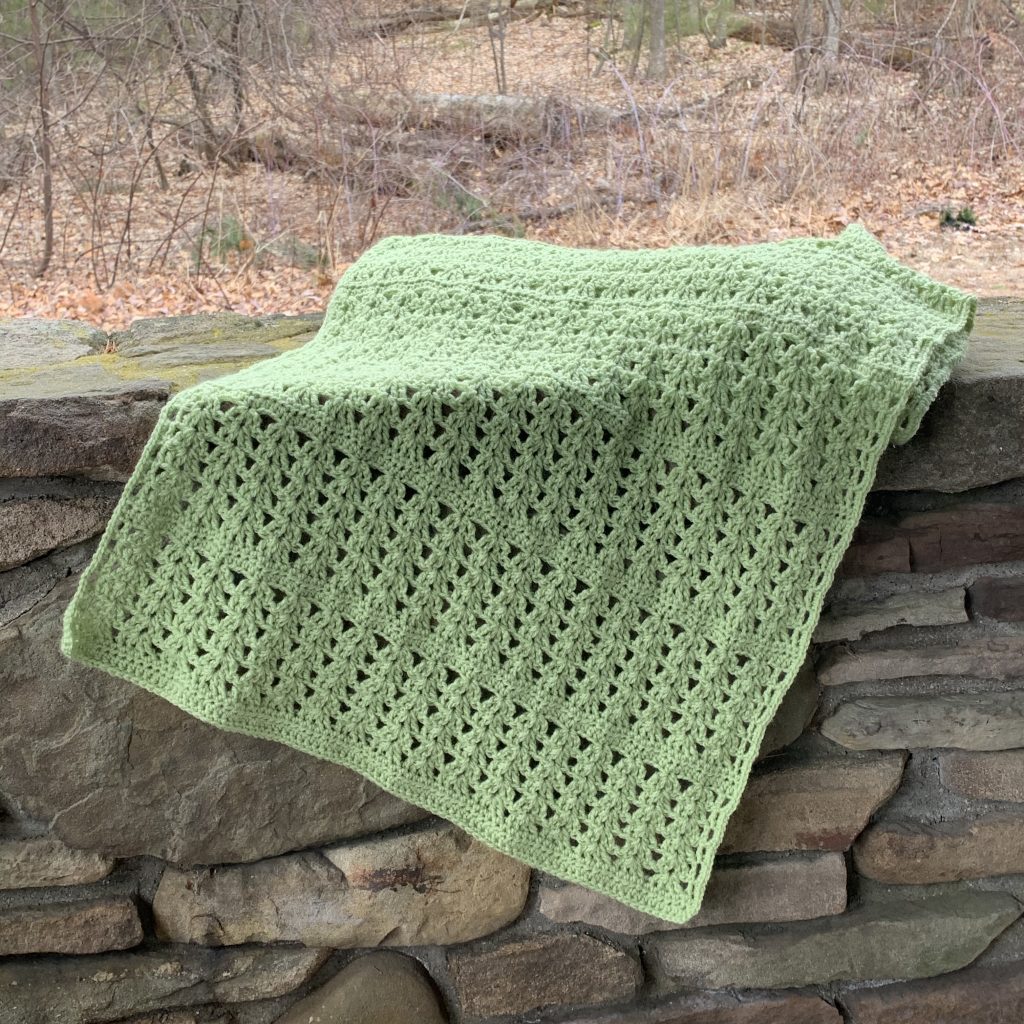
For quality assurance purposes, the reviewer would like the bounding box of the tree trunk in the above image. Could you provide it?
[28,0,54,278]
[791,0,815,90]
[647,0,667,79]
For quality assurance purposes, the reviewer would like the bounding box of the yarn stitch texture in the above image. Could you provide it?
[61,223,976,924]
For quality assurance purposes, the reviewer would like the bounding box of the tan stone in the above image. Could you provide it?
[538,853,846,932]
[939,750,1024,802]
[853,812,1024,884]
[448,932,641,1021]
[813,588,966,643]
[817,636,1024,686]
[719,753,905,853]
[153,821,529,947]
[273,951,446,1024]
[0,896,142,955]
[0,836,114,889]
[820,693,1024,751]
[758,655,818,757]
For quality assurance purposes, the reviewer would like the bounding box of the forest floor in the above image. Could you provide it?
[2,12,1023,327]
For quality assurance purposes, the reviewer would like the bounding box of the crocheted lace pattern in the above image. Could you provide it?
[61,224,975,923]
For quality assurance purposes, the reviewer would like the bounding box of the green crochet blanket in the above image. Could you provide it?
[61,224,975,924]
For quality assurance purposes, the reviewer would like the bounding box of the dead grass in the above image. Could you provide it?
[1,9,1022,328]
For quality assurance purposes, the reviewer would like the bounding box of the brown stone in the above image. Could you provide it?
[644,890,1021,990]
[817,635,1024,686]
[873,300,1024,492]
[853,812,1024,883]
[448,932,641,1021]
[538,853,846,933]
[820,692,1024,751]
[939,750,1024,802]
[555,990,842,1024]
[0,944,329,1024]
[274,951,447,1024]
[719,754,905,854]
[838,520,911,576]
[0,495,118,571]
[840,960,1024,1024]
[0,896,142,955]
[902,504,1024,572]
[970,576,1024,621]
[0,836,114,888]
[0,576,427,867]
[813,588,966,643]
[153,821,529,947]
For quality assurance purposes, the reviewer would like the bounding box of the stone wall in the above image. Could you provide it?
[1,303,1023,1024]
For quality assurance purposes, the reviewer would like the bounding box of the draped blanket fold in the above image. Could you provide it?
[61,224,976,923]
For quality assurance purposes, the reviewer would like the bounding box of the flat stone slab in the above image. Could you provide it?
[839,960,1024,1024]
[1,317,107,369]
[817,635,1024,686]
[813,587,966,643]
[538,853,846,933]
[0,575,428,866]
[718,753,905,854]
[0,312,322,480]
[939,749,1024,801]
[643,890,1021,990]
[274,951,447,1024]
[0,944,329,1024]
[0,836,113,889]
[152,821,529,947]
[447,931,641,1022]
[874,298,1024,492]
[820,692,1024,751]
[853,812,1024,883]
[0,896,142,955]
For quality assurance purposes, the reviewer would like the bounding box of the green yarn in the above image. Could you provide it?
[61,224,976,924]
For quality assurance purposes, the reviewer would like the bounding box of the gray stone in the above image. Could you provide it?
[0,945,329,1024]
[817,636,1024,686]
[873,298,1024,491]
[555,990,842,1024]
[758,655,818,758]
[448,932,641,1022]
[719,753,905,853]
[538,853,846,933]
[273,951,446,1024]
[1,318,107,369]
[0,537,95,630]
[0,368,169,480]
[0,495,117,570]
[939,750,1024,801]
[820,692,1024,751]
[644,890,1021,990]
[839,961,1024,1024]
[813,588,966,643]
[152,821,529,947]
[0,896,142,955]
[0,836,113,888]
[0,576,427,866]
[853,812,1024,883]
